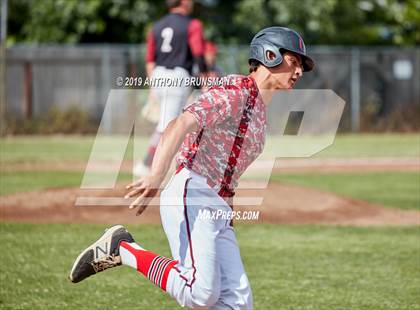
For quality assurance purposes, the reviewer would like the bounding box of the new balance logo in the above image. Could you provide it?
[95,243,108,258]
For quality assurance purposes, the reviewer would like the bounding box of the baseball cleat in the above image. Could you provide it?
[69,225,135,283]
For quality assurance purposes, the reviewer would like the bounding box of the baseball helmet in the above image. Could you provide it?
[249,26,314,72]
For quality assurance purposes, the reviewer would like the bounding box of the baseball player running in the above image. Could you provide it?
[135,0,207,176]
[69,27,314,309]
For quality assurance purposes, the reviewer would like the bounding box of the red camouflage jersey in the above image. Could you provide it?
[176,75,266,197]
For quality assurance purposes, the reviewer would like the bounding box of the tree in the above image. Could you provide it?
[7,0,164,44]
[7,0,419,45]
[233,0,420,45]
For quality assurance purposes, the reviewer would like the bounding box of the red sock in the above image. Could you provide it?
[143,131,162,167]
[119,241,177,291]
[143,146,157,167]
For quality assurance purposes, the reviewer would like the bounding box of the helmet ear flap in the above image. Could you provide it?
[263,46,283,67]
[249,42,282,67]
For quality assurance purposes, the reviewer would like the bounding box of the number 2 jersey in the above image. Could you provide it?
[146,13,206,74]
[176,75,267,197]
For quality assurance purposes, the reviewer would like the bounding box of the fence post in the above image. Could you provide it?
[0,0,7,136]
[23,61,33,119]
[101,46,112,133]
[351,47,360,132]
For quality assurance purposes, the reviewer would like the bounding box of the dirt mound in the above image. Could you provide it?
[237,183,420,226]
[0,186,161,225]
[1,182,418,226]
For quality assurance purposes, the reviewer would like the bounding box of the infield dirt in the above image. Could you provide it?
[1,181,419,226]
[1,157,418,226]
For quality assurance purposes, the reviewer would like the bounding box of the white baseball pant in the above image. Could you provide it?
[151,66,192,132]
[160,167,253,309]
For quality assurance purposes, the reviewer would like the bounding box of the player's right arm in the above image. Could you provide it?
[125,112,198,215]
[145,30,156,78]
[188,19,207,74]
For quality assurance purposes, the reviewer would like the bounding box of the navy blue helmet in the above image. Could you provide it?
[249,27,315,72]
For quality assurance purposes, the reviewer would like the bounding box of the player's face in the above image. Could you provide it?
[183,0,194,14]
[268,52,303,89]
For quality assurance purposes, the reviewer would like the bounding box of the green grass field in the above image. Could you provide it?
[0,171,132,196]
[271,172,420,210]
[1,134,419,165]
[0,171,84,196]
[0,223,418,309]
[1,134,419,309]
[1,134,419,208]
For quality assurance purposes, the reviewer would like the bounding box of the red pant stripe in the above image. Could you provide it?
[183,177,196,287]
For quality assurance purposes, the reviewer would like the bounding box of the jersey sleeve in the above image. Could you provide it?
[183,84,245,129]
[188,19,205,57]
[145,30,156,63]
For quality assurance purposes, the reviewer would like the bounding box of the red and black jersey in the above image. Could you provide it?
[146,13,206,74]
[176,75,266,197]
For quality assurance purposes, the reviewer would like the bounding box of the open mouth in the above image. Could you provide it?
[289,77,297,87]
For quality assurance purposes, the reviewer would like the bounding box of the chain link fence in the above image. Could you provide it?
[4,44,419,133]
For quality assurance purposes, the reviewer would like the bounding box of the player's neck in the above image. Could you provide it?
[249,71,276,106]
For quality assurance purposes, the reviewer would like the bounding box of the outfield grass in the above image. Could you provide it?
[271,172,420,210]
[0,223,418,309]
[0,136,95,164]
[0,171,132,196]
[313,134,420,158]
[262,133,420,159]
[1,134,419,165]
[1,134,419,209]
[0,171,84,196]
[0,136,147,164]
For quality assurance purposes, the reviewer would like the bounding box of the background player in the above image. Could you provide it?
[204,41,221,78]
[134,0,207,176]
[70,27,314,309]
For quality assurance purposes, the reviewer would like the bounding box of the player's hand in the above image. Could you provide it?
[124,175,163,216]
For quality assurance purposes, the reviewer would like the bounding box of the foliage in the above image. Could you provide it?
[361,103,420,132]
[7,0,162,44]
[234,0,420,45]
[6,105,97,135]
[6,0,420,45]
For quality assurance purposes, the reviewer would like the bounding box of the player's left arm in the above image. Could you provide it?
[125,112,199,215]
